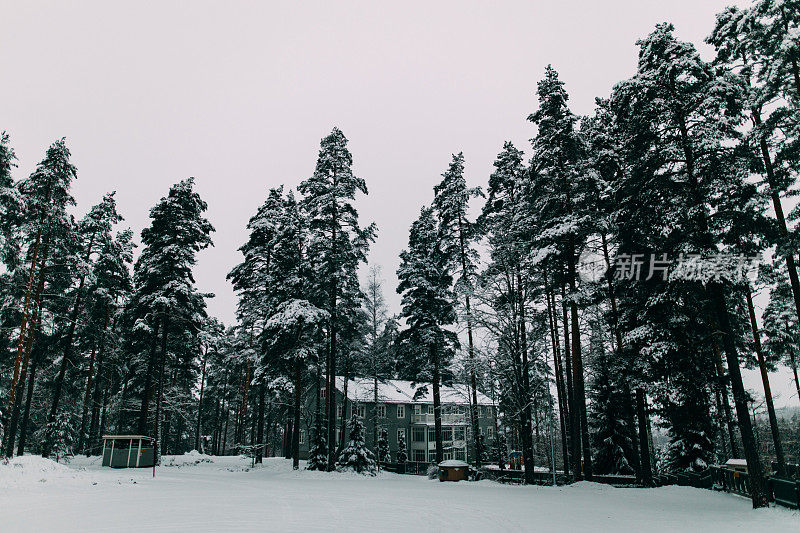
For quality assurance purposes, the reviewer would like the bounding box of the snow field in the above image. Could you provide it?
[0,454,797,532]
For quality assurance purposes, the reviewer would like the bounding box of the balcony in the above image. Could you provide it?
[411,413,468,425]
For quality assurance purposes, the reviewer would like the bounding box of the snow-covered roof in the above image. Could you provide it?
[334,377,494,406]
[102,435,152,440]
[439,459,469,468]
[725,459,747,467]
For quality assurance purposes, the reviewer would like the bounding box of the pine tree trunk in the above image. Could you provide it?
[195,347,208,452]
[292,358,302,470]
[790,349,800,404]
[17,337,42,457]
[745,286,786,475]
[567,235,592,480]
[78,342,97,453]
[708,283,769,508]
[431,343,444,465]
[87,304,111,455]
[561,289,579,480]
[137,319,161,434]
[600,232,641,479]
[714,344,740,458]
[714,386,729,460]
[222,400,230,455]
[11,311,43,457]
[6,235,50,458]
[5,225,43,436]
[256,383,265,463]
[547,289,570,477]
[373,374,379,455]
[636,389,653,486]
[153,313,169,466]
[326,218,338,470]
[338,356,350,453]
[516,272,536,484]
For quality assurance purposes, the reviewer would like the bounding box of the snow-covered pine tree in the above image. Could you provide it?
[396,431,407,464]
[298,128,376,468]
[377,427,389,464]
[0,131,22,268]
[264,299,328,470]
[588,315,634,475]
[336,414,376,475]
[362,265,390,457]
[609,23,769,506]
[48,192,123,457]
[306,427,329,471]
[4,139,77,459]
[479,141,538,483]
[492,430,507,469]
[41,409,73,463]
[433,152,485,468]
[397,206,457,465]
[528,65,594,480]
[762,271,800,402]
[132,178,213,463]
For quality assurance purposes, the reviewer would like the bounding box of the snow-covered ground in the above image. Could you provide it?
[1,453,797,532]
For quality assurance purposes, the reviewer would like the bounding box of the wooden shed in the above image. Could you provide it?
[102,435,155,468]
[438,459,469,482]
[724,458,748,473]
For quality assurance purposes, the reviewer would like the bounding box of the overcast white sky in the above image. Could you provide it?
[5,0,797,407]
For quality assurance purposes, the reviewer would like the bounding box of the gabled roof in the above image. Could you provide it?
[334,376,494,406]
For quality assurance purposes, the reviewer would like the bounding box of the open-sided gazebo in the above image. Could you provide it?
[102,435,155,468]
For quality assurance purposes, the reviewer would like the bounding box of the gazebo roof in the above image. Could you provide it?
[102,435,152,440]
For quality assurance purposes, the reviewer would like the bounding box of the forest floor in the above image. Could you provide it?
[1,453,797,532]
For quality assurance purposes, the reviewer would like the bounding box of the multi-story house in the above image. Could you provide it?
[298,377,497,464]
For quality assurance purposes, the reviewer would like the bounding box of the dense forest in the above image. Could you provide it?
[1,0,799,510]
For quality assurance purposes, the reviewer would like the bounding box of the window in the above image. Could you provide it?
[487,427,494,439]
[376,404,386,418]
[442,427,453,442]
[337,403,343,419]
[428,451,437,463]
[442,450,453,461]
[353,404,365,418]
[397,405,405,418]
[397,428,406,444]
[414,405,422,415]
[427,405,434,415]
[453,427,465,441]
[299,430,305,445]
[455,448,466,461]
[412,427,426,442]
[320,386,326,400]
[413,449,426,462]
[428,427,436,442]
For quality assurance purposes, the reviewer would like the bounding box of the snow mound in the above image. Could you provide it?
[569,481,616,491]
[161,451,215,467]
[0,455,91,488]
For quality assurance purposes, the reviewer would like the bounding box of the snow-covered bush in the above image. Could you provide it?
[336,415,376,475]
[306,428,328,471]
[426,464,439,479]
[377,427,390,463]
[396,432,407,464]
